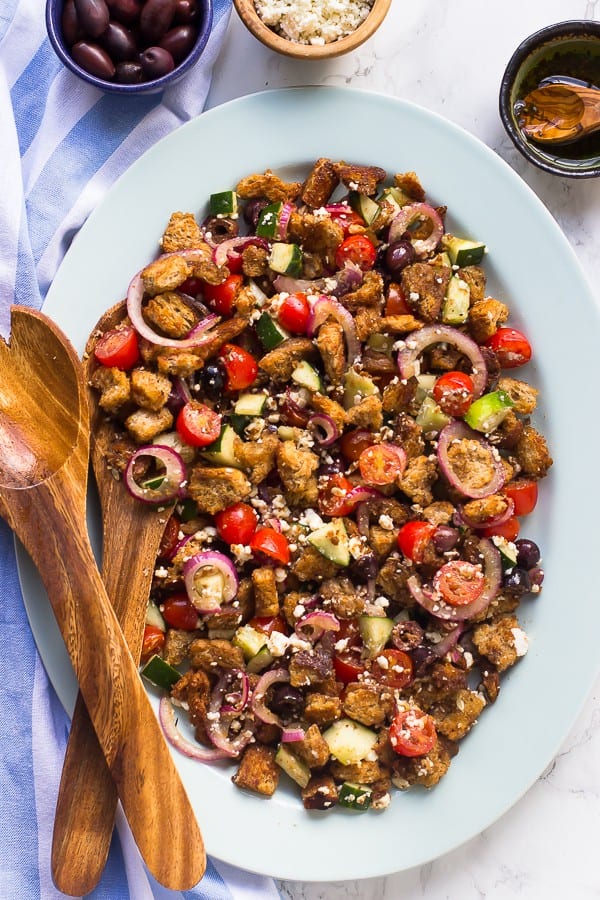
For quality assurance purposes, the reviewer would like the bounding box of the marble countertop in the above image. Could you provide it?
[207,2,600,898]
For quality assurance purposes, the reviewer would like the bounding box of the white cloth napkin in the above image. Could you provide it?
[0,3,280,897]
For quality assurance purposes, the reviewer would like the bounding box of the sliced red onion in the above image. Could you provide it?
[307,295,361,364]
[308,413,339,446]
[355,495,386,537]
[456,496,515,530]
[281,726,306,743]
[397,324,487,400]
[277,202,294,240]
[295,611,340,642]
[251,668,290,727]
[167,376,192,415]
[431,624,464,658]
[213,236,269,268]
[220,669,250,714]
[273,261,362,299]
[183,551,239,613]
[206,673,254,756]
[159,697,231,762]
[344,485,383,509]
[124,445,186,504]
[388,203,444,256]
[408,538,502,622]
[185,313,220,341]
[164,532,195,563]
[437,421,505,499]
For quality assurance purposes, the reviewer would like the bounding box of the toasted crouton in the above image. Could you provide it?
[188,466,252,515]
[251,567,280,618]
[160,212,204,253]
[232,745,280,796]
[90,366,131,413]
[125,407,173,443]
[130,368,172,411]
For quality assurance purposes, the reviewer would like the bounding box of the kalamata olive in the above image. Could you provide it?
[106,0,142,24]
[140,0,177,42]
[385,239,415,274]
[71,41,116,78]
[243,198,269,229]
[115,60,144,82]
[159,25,197,63]
[139,46,175,78]
[174,0,198,24]
[201,215,238,242]
[198,362,226,400]
[74,0,110,38]
[503,567,531,595]
[391,620,424,652]
[61,0,83,45]
[528,566,544,587]
[514,538,540,570]
[100,21,137,61]
[269,684,305,719]
[411,645,437,675]
[433,525,459,553]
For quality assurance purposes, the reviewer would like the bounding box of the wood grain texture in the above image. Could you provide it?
[519,83,600,144]
[0,307,205,894]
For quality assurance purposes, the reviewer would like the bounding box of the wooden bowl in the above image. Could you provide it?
[233,0,391,59]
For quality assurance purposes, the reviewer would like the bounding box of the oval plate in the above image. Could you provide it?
[18,86,600,881]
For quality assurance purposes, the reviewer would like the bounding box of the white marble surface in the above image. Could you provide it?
[207,2,600,897]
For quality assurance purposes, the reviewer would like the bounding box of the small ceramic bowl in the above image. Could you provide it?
[233,0,391,60]
[46,0,213,95]
[499,20,600,178]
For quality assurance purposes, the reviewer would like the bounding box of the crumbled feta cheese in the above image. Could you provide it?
[511,627,529,657]
[230,543,252,564]
[254,0,374,46]
[378,513,394,531]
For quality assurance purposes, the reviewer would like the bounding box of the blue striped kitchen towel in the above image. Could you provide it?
[0,3,280,898]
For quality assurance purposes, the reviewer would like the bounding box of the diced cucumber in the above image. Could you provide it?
[342,369,378,409]
[234,392,268,416]
[442,235,486,267]
[200,424,242,467]
[291,360,322,392]
[153,430,195,464]
[308,518,350,567]
[463,390,513,433]
[256,201,285,239]
[415,373,437,403]
[146,600,166,632]
[323,718,378,766]
[348,191,380,226]
[367,333,395,355]
[359,616,394,658]
[177,497,197,521]
[492,535,518,571]
[232,624,268,660]
[142,474,166,491]
[277,425,298,441]
[415,396,451,433]
[247,645,275,674]
[275,744,311,789]
[269,242,303,277]
[209,190,238,217]
[377,185,411,211]
[338,782,372,811]
[255,312,289,350]
[432,250,452,268]
[442,275,471,325]
[140,655,181,691]
[230,414,251,436]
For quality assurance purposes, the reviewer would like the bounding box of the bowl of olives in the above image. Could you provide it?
[46,0,213,94]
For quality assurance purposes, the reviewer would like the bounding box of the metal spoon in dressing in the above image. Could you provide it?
[515,78,600,145]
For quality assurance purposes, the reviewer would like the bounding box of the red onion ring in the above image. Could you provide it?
[437,421,505,499]
[159,697,231,762]
[213,236,268,268]
[456,496,515,530]
[124,445,186,504]
[273,261,363,299]
[281,726,306,743]
[344,485,383,509]
[397,324,487,400]
[220,669,250,713]
[183,551,239,613]
[308,295,361,364]
[206,673,254,756]
[251,667,290,727]
[308,413,339,446]
[277,202,294,240]
[430,624,464,658]
[295,610,340,642]
[388,203,444,256]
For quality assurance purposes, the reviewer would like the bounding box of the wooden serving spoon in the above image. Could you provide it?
[517,81,600,145]
[0,307,205,893]
[51,301,178,895]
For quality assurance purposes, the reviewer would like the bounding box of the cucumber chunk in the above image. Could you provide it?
[342,369,378,409]
[209,190,238,217]
[442,235,486,267]
[233,624,268,660]
[359,616,394,658]
[269,242,303,276]
[200,424,242,467]
[140,655,181,691]
[145,600,166,632]
[348,191,380,226]
[246,645,275,674]
[493,535,518,571]
[255,312,289,350]
[275,745,311,789]
[234,392,268,416]
[323,718,378,766]
[256,201,285,238]
[338,782,372,811]
[415,396,451,433]
[442,275,471,324]
[464,390,513,433]
[308,518,350,567]
[291,360,322,392]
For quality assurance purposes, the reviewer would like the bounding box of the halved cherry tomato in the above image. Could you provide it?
[327,207,364,235]
[481,515,520,541]
[218,343,258,391]
[503,479,538,517]
[214,502,258,545]
[318,473,355,517]
[248,615,288,636]
[389,707,437,757]
[140,624,165,664]
[385,282,411,316]
[334,234,377,272]
[339,428,374,462]
[485,328,532,368]
[397,521,436,563]
[359,443,406,486]
[371,648,414,689]
[179,276,204,296]
[433,371,475,417]
[433,560,485,607]
[277,292,310,334]
[250,527,290,565]
[203,274,243,315]
[158,515,182,560]
[176,401,222,447]
[94,325,140,370]
[223,253,244,275]
[333,620,366,684]
[161,594,199,631]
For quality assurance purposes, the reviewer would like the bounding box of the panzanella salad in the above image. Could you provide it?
[89,158,552,812]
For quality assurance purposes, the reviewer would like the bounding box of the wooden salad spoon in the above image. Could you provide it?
[516,81,600,145]
[0,307,205,893]
[51,301,178,895]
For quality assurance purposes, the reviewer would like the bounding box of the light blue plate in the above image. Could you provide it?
[18,86,600,881]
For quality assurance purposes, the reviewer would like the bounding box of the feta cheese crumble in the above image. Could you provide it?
[254,0,374,46]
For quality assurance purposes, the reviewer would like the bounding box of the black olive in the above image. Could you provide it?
[514,538,540,570]
[384,240,415,274]
[198,362,225,400]
[503,567,532,595]
[269,684,305,718]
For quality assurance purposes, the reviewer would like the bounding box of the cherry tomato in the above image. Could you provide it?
[218,343,258,391]
[333,621,366,684]
[94,325,140,370]
[339,428,374,462]
[327,206,365,235]
[161,594,199,631]
[318,473,355,517]
[389,707,437,757]
[179,276,204,296]
[503,479,538,517]
[433,560,485,606]
[248,615,288,636]
[158,515,181,560]
[176,401,222,447]
[485,328,532,368]
[223,252,244,275]
[359,443,406,486]
[385,282,411,316]
[140,624,165,664]
[250,527,290,565]
[481,515,520,542]
[397,521,436,563]
[334,234,377,272]
[370,648,414,689]
[277,292,310,334]
[433,371,475,417]
[203,274,243,315]
[214,502,258,545]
